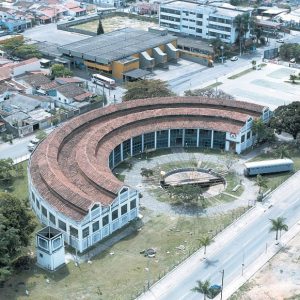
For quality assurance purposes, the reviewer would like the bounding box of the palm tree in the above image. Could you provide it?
[255,174,268,194]
[191,279,211,300]
[234,13,250,55]
[269,217,288,240]
[199,235,214,255]
[274,145,291,159]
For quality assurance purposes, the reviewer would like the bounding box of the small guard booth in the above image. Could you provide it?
[36,226,65,271]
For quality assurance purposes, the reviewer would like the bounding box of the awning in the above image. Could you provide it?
[123,69,151,79]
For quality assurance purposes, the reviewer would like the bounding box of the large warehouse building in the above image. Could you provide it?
[57,28,179,81]
[29,97,271,253]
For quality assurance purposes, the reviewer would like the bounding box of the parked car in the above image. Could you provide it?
[230,56,238,61]
[276,39,284,43]
[68,17,75,21]
[30,137,39,144]
[207,285,222,299]
[27,142,36,152]
[290,58,296,63]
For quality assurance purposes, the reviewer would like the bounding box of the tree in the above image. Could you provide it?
[0,37,24,56]
[269,217,288,240]
[50,64,73,79]
[274,144,290,159]
[290,74,297,83]
[252,119,275,144]
[199,235,213,255]
[184,88,235,100]
[224,152,236,171]
[269,102,300,139]
[97,18,104,35]
[191,279,211,300]
[255,174,268,194]
[123,79,174,101]
[234,13,250,55]
[0,193,36,281]
[0,158,15,182]
[13,44,42,59]
[251,60,256,70]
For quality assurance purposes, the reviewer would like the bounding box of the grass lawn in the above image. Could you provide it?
[1,207,247,300]
[228,68,253,80]
[249,144,300,193]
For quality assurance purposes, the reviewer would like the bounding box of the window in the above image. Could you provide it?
[58,220,66,232]
[121,204,127,215]
[156,130,169,148]
[49,212,56,225]
[70,226,78,238]
[143,132,155,150]
[114,144,121,165]
[36,199,40,209]
[92,221,100,232]
[102,215,109,226]
[31,192,35,202]
[241,135,245,143]
[132,135,142,155]
[41,206,47,217]
[130,199,136,210]
[38,237,48,250]
[39,253,43,258]
[122,139,131,160]
[112,209,118,220]
[82,227,89,238]
[247,132,251,139]
[52,237,62,250]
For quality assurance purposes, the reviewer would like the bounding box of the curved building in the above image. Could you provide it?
[28,97,271,252]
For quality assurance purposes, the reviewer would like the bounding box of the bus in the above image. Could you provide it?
[244,158,294,176]
[91,74,116,89]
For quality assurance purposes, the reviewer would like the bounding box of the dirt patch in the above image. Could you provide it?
[73,16,156,33]
[231,233,300,300]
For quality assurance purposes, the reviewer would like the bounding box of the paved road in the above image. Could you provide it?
[139,172,300,300]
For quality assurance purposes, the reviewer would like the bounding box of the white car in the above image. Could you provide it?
[28,142,36,152]
[276,39,284,43]
[230,56,238,61]
[30,137,39,144]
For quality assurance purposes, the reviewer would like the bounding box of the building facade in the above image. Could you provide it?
[28,97,270,253]
[159,1,252,43]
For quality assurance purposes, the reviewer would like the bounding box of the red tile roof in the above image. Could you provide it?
[29,97,265,221]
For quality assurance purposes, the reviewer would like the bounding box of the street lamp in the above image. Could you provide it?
[220,269,225,300]
[220,45,224,64]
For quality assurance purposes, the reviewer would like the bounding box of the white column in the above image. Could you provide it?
[120,143,123,161]
[168,129,171,148]
[141,134,144,152]
[182,129,185,147]
[130,138,133,156]
[154,131,157,149]
[196,128,200,147]
[211,130,214,149]
[225,140,230,151]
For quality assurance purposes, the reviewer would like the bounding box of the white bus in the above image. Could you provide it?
[244,158,294,176]
[91,74,116,89]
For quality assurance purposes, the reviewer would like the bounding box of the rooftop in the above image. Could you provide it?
[58,28,177,64]
[56,83,90,100]
[29,97,266,221]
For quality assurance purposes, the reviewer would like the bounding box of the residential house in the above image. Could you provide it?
[64,2,86,17]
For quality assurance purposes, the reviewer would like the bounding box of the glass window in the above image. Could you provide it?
[241,135,245,143]
[213,131,226,150]
[41,206,47,217]
[114,144,121,165]
[53,237,62,250]
[31,192,35,202]
[109,152,114,169]
[36,199,40,209]
[38,237,48,250]
[247,131,251,139]
[49,212,56,225]
[156,130,169,149]
[121,204,127,215]
[122,139,131,160]
[102,215,109,226]
[130,199,136,210]
[82,227,89,238]
[92,221,100,232]
[143,132,155,150]
[70,226,78,238]
[199,129,212,148]
[58,220,66,232]
[184,129,197,147]
[170,129,183,147]
[112,209,118,220]
[132,135,142,156]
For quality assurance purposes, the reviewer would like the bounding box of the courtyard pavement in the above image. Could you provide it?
[118,149,261,217]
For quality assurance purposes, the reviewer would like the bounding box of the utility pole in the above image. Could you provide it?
[220,269,225,300]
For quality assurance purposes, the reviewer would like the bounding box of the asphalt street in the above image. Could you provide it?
[140,172,300,300]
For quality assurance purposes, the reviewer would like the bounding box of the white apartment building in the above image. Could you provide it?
[159,1,253,43]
